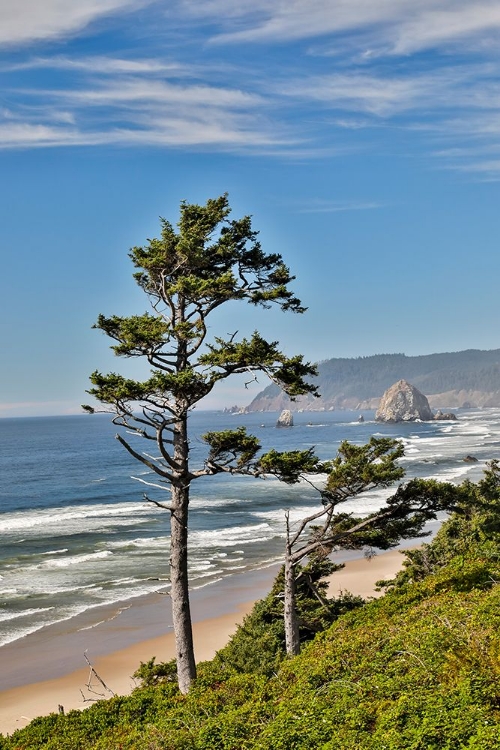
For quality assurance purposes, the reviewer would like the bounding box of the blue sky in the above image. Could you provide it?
[2,1,500,417]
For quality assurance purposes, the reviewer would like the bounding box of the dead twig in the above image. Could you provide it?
[80,652,116,702]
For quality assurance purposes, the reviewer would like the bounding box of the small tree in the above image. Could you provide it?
[83,195,317,693]
[262,437,460,655]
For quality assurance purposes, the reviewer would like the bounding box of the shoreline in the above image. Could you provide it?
[0,548,408,736]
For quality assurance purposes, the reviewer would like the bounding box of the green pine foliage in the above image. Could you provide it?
[213,558,364,677]
[2,469,500,750]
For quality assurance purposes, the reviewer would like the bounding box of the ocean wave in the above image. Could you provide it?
[193,535,273,549]
[253,505,328,526]
[189,569,223,581]
[105,536,169,551]
[3,408,500,651]
[0,607,55,623]
[189,561,214,572]
[41,548,69,555]
[190,522,272,542]
[425,466,472,482]
[0,619,65,648]
[191,577,224,591]
[1,502,150,533]
[76,603,132,632]
[108,577,142,586]
[40,550,113,568]
[190,496,246,509]
[456,422,489,435]
[0,583,169,648]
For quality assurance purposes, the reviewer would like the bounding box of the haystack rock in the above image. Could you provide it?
[375,380,434,423]
[276,409,293,427]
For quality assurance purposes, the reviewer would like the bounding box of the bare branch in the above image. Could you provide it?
[157,426,179,469]
[116,433,175,482]
[143,492,173,511]
[81,652,115,701]
[288,504,334,548]
[290,507,397,564]
[131,475,172,494]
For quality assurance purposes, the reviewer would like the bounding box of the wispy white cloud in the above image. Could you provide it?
[43,78,262,108]
[2,1,500,171]
[0,0,150,47]
[392,4,500,55]
[299,199,388,213]
[278,63,500,160]
[0,119,283,150]
[184,0,500,57]
[182,0,407,44]
[5,1,495,61]
[169,2,500,174]
[0,123,74,147]
[280,65,497,117]
[2,56,185,75]
[281,73,432,117]
[0,57,288,149]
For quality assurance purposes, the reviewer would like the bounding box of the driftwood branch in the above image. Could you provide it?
[80,652,116,702]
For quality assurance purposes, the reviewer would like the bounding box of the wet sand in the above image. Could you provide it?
[0,548,407,736]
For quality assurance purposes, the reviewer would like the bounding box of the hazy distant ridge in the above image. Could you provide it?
[247,349,500,411]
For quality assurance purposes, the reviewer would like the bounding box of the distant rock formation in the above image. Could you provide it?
[245,348,500,412]
[434,410,457,421]
[276,409,293,428]
[222,405,248,415]
[463,455,479,463]
[358,415,365,422]
[375,380,434,423]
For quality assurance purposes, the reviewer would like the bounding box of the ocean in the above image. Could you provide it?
[0,407,497,653]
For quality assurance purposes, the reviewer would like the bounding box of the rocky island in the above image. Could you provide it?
[376,380,434,422]
[276,409,293,427]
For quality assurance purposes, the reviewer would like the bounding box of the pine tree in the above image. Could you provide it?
[83,194,317,692]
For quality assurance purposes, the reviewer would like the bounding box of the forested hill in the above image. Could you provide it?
[247,348,500,411]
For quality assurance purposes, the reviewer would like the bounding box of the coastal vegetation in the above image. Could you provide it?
[2,463,499,749]
[262,436,460,655]
[82,194,317,692]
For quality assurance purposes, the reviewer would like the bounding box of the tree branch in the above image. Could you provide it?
[116,433,175,482]
[143,492,173,511]
[131,476,172,494]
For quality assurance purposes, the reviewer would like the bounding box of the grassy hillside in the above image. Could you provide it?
[2,469,500,749]
[248,348,500,409]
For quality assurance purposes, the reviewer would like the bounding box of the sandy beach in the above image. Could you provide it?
[0,548,407,736]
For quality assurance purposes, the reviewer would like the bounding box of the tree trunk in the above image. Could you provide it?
[284,548,301,656]
[170,482,196,693]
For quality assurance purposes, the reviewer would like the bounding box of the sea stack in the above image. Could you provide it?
[434,410,457,421]
[276,409,293,427]
[375,380,434,423]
